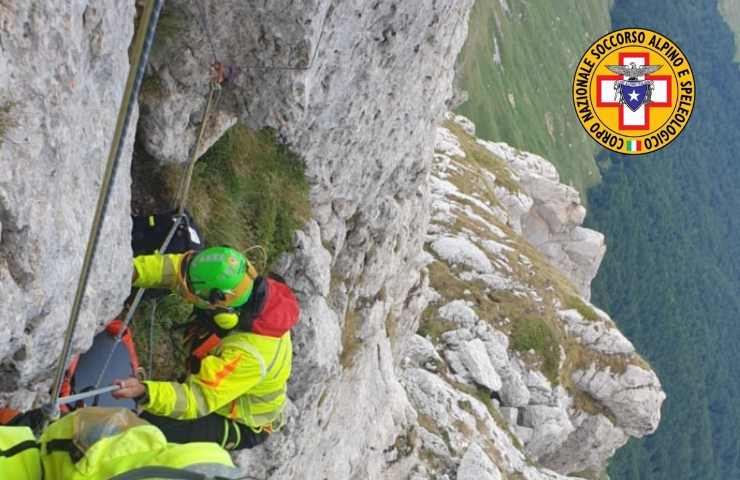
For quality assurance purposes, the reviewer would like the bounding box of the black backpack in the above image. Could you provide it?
[130,210,205,301]
[132,210,204,256]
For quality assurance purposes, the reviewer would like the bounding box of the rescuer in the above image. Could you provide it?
[113,246,299,451]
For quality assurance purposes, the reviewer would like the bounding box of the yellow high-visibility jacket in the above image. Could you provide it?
[0,426,41,480]
[40,408,238,479]
[133,253,297,431]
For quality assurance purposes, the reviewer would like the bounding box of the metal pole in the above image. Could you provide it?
[55,384,122,407]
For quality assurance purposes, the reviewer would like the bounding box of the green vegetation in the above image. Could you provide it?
[565,294,600,322]
[417,304,457,345]
[0,102,15,145]
[455,1,740,477]
[423,123,651,428]
[510,317,559,383]
[179,125,310,268]
[132,124,309,378]
[586,2,740,479]
[153,2,185,44]
[139,75,163,100]
[444,120,520,195]
[132,295,191,380]
[455,0,612,197]
[340,310,361,369]
[424,122,648,404]
[572,468,610,480]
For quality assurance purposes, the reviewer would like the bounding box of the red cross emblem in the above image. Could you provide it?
[596,52,672,130]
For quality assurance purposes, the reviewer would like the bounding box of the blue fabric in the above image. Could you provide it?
[73,332,136,410]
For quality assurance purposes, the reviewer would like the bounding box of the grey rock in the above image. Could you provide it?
[444,350,469,380]
[525,370,554,405]
[457,443,502,480]
[0,3,667,478]
[404,334,444,370]
[513,425,534,445]
[459,339,502,391]
[559,308,635,355]
[417,426,456,467]
[414,116,661,477]
[521,405,575,459]
[160,2,476,477]
[452,115,476,136]
[572,364,665,437]
[0,0,135,406]
[439,300,479,329]
[499,370,531,408]
[274,220,332,297]
[442,328,476,348]
[500,407,519,426]
[431,236,494,274]
[540,413,628,474]
[474,138,605,300]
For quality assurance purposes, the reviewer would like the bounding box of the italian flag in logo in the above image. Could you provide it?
[626,139,641,152]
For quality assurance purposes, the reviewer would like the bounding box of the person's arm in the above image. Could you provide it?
[132,252,186,290]
[115,345,263,420]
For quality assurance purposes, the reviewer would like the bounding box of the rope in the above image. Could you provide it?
[147,299,158,378]
[49,0,327,422]
[243,245,268,275]
[174,84,220,215]
[46,0,165,421]
[93,83,220,390]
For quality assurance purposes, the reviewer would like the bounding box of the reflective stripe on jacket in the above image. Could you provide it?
[133,252,296,430]
[0,426,41,480]
[143,330,292,430]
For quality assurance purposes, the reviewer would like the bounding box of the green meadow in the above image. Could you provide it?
[455,0,612,198]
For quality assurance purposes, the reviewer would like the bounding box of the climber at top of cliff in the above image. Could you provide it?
[112,246,300,451]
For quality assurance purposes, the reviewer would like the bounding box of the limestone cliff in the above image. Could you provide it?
[399,116,663,478]
[0,1,664,479]
[0,0,135,410]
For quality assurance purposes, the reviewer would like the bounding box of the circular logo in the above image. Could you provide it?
[572,28,695,155]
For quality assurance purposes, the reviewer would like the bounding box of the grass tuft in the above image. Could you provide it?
[0,102,16,146]
[340,310,362,369]
[444,120,521,194]
[175,124,310,269]
[132,294,192,380]
[565,294,600,322]
[417,305,457,344]
[510,317,560,384]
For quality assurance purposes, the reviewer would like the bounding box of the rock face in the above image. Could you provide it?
[400,116,665,478]
[479,141,606,300]
[0,0,135,408]
[0,3,665,480]
[136,1,479,478]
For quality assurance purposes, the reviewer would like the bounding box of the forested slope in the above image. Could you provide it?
[586,1,740,478]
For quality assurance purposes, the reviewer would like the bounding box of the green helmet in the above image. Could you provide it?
[187,246,254,308]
